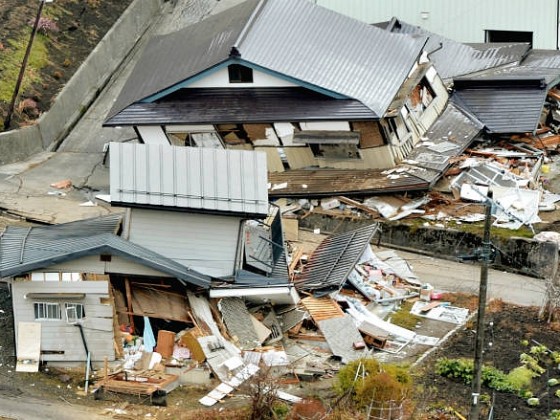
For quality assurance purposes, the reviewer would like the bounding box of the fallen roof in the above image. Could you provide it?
[453,77,549,134]
[0,218,211,288]
[267,167,437,198]
[107,0,425,120]
[110,142,269,217]
[384,18,528,81]
[294,224,379,295]
[104,88,377,126]
[522,49,560,69]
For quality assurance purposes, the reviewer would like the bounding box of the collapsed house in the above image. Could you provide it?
[102,0,482,197]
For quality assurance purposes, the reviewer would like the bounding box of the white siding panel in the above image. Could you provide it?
[188,66,298,88]
[128,208,242,277]
[47,255,174,278]
[12,281,114,362]
[317,0,558,49]
[137,126,170,145]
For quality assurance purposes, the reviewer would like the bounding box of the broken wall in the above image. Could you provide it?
[299,214,558,279]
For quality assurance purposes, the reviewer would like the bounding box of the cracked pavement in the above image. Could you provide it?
[0,0,242,224]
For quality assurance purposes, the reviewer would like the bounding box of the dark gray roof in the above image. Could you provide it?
[294,224,379,295]
[453,78,548,134]
[385,19,529,81]
[110,142,269,217]
[406,102,483,172]
[108,0,260,120]
[458,65,560,87]
[105,88,377,126]
[0,216,211,288]
[522,50,560,69]
[107,0,425,121]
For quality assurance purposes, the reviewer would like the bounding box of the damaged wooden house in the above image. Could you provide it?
[102,0,482,197]
[0,143,297,369]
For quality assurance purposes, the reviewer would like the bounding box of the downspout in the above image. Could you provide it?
[75,323,94,371]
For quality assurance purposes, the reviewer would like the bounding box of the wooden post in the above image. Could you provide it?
[104,356,108,381]
[124,278,135,333]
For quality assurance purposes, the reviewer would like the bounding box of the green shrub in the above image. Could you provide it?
[506,366,534,391]
[550,409,560,420]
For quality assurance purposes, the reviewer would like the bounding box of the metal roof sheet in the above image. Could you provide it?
[456,65,560,87]
[385,19,528,81]
[107,0,261,120]
[105,88,376,126]
[0,220,211,288]
[522,50,560,69]
[406,102,482,172]
[453,81,548,134]
[107,0,425,121]
[110,143,269,216]
[294,224,379,295]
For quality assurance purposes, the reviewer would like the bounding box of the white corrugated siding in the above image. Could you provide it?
[317,0,558,49]
[128,208,242,277]
[12,281,115,362]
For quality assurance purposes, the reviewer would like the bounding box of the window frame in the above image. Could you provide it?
[33,302,62,321]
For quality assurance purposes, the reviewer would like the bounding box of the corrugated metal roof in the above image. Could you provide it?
[239,0,425,118]
[105,88,377,126]
[523,50,560,69]
[406,102,482,172]
[110,143,269,216]
[453,79,548,134]
[458,65,560,87]
[386,19,528,81]
[0,219,211,288]
[107,0,425,121]
[294,224,379,295]
[107,0,261,120]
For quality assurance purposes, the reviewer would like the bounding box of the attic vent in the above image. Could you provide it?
[228,64,253,83]
[100,254,112,262]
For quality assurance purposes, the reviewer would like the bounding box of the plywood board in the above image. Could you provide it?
[300,296,345,323]
[16,322,41,372]
[254,147,284,173]
[284,147,315,169]
[352,121,384,148]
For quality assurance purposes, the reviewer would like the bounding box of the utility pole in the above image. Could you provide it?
[469,189,493,420]
[3,0,52,131]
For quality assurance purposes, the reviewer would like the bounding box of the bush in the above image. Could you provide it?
[335,358,412,411]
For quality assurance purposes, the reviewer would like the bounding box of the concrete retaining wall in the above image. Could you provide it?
[0,0,163,164]
[300,214,559,279]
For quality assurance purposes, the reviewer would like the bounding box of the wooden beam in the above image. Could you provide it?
[124,278,135,334]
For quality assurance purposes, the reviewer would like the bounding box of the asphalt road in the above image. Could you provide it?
[0,394,106,420]
[380,247,547,307]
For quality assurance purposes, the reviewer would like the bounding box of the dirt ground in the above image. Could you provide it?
[0,0,133,129]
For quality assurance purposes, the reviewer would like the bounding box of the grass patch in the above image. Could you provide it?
[390,300,422,330]
[0,29,50,104]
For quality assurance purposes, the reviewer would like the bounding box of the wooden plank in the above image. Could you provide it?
[300,296,345,322]
[125,278,135,333]
[335,196,380,217]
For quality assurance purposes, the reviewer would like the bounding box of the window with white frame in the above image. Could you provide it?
[31,272,82,282]
[34,302,62,321]
[64,303,86,323]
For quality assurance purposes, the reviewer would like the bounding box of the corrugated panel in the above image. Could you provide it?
[523,50,560,69]
[110,143,269,216]
[318,315,367,363]
[128,208,241,278]
[218,298,261,350]
[294,224,379,294]
[453,84,547,134]
[386,19,528,81]
[106,0,261,119]
[0,221,211,288]
[406,102,482,172]
[241,0,425,118]
[105,88,377,126]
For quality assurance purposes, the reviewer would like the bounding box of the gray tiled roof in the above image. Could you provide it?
[107,0,425,121]
[0,216,211,288]
[110,142,269,217]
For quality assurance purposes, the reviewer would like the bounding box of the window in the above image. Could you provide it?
[34,302,62,321]
[407,77,436,115]
[65,303,86,323]
[228,64,253,83]
[485,30,532,47]
[31,272,81,281]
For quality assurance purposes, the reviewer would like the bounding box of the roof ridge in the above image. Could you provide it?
[231,0,267,57]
